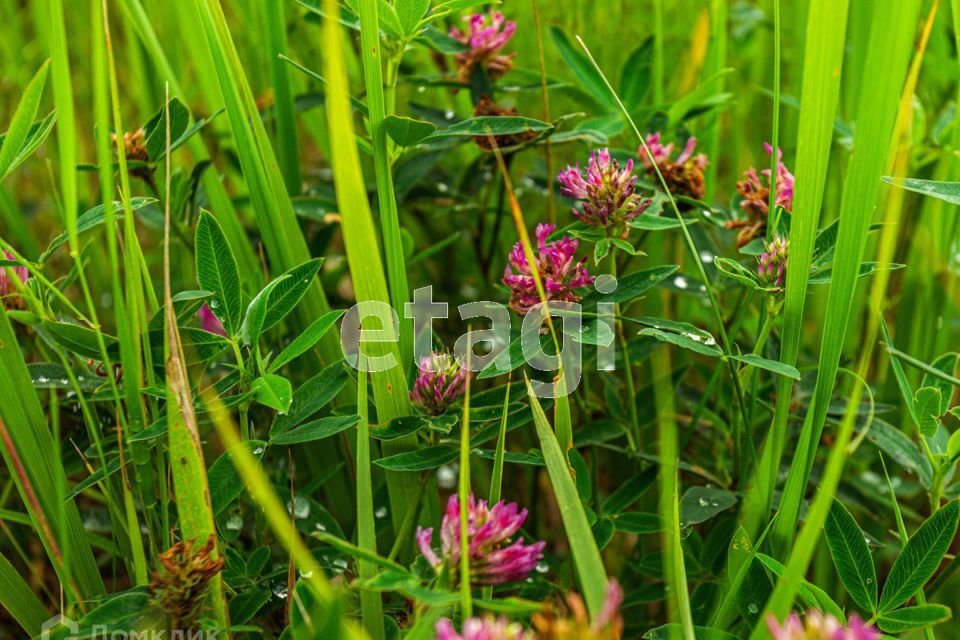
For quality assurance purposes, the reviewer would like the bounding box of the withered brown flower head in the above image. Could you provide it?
[112,127,150,163]
[149,535,225,630]
[473,97,539,151]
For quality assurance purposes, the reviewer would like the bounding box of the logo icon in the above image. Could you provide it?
[41,614,78,640]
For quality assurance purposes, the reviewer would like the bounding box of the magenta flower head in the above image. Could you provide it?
[450,12,517,83]
[410,351,469,416]
[197,303,226,337]
[731,143,795,247]
[638,132,709,201]
[0,250,29,309]
[767,611,878,640]
[557,148,651,233]
[416,493,545,586]
[502,223,594,315]
[436,616,534,640]
[758,235,788,288]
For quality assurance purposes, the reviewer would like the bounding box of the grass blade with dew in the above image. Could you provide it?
[768,0,923,556]
[356,367,385,640]
[741,0,851,539]
[162,84,228,627]
[321,0,421,543]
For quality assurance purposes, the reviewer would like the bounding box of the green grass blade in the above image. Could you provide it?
[203,391,361,638]
[358,0,412,366]
[356,368,385,640]
[770,0,923,552]
[0,550,48,635]
[756,1,925,631]
[321,0,420,539]
[163,86,227,627]
[0,306,103,601]
[265,0,302,194]
[525,379,608,620]
[743,0,851,536]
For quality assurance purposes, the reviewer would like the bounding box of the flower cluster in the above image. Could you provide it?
[730,143,795,247]
[557,149,651,233]
[436,616,535,640]
[503,224,594,315]
[758,235,789,288]
[532,579,624,640]
[767,611,877,640]
[410,351,470,415]
[638,132,709,201]
[197,303,226,337]
[417,494,545,586]
[451,12,517,84]
[149,535,225,630]
[0,250,28,309]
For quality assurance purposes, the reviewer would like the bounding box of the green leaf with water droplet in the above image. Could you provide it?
[252,374,293,414]
[679,486,736,526]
